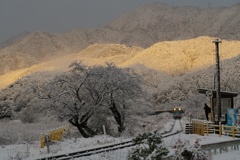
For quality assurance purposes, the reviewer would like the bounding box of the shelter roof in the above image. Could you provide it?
[198,88,238,97]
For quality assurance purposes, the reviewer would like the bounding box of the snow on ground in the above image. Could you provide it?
[1,119,240,160]
[0,135,128,160]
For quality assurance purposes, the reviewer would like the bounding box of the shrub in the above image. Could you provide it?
[172,138,210,160]
[19,108,36,123]
[0,102,12,119]
[127,130,169,160]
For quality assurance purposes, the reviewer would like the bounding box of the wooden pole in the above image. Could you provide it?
[206,122,209,136]
[212,39,222,123]
[219,122,222,137]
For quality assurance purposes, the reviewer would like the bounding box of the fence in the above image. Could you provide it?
[192,120,205,135]
[192,119,240,138]
[40,125,70,148]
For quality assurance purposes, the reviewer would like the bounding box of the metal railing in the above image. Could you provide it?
[205,122,240,138]
[201,139,240,155]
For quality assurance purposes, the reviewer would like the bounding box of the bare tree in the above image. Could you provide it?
[96,64,143,133]
[34,62,142,137]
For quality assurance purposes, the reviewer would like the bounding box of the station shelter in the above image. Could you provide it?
[198,88,238,124]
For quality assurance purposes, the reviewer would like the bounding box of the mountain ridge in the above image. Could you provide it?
[1,3,240,75]
[0,36,240,89]
[0,31,30,49]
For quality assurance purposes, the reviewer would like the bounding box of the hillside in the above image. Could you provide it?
[1,3,240,75]
[0,38,239,147]
[0,44,143,89]
[0,31,90,75]
[121,36,240,76]
[1,42,239,119]
[153,54,240,112]
[0,31,30,49]
[0,36,240,90]
[105,3,240,47]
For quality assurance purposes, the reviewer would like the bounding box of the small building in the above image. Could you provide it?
[198,88,238,123]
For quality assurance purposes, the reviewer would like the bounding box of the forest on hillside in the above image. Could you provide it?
[0,53,239,143]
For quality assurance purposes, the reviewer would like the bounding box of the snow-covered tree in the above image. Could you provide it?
[127,130,169,160]
[34,62,142,137]
[0,102,12,119]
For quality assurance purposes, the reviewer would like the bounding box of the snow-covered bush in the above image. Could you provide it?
[172,138,210,160]
[0,102,12,119]
[19,108,36,123]
[127,130,169,160]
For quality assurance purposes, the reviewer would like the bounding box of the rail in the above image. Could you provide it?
[163,139,240,160]
[201,139,240,155]
[32,139,134,160]
[192,119,240,138]
[205,123,240,138]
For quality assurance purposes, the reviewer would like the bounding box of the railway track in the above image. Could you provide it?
[162,119,183,137]
[32,140,134,160]
[30,119,183,160]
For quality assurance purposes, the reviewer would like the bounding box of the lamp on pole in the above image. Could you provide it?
[212,39,222,123]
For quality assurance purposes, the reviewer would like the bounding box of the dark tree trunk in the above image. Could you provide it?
[82,124,96,136]
[76,125,90,138]
[110,98,125,133]
[69,116,96,138]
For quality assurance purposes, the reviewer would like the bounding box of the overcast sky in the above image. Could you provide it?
[1,0,240,43]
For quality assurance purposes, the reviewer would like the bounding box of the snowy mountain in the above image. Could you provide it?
[1,3,240,75]
[153,53,240,109]
[0,31,30,49]
[106,3,240,46]
[1,36,240,90]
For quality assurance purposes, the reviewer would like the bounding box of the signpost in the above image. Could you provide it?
[227,108,237,126]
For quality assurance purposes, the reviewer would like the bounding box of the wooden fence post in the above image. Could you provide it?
[192,120,194,134]
[202,121,204,136]
[199,121,201,135]
[219,122,222,137]
[195,120,197,134]
[206,122,209,136]
[45,134,50,154]
[232,123,235,138]
[40,133,45,148]
[68,125,71,135]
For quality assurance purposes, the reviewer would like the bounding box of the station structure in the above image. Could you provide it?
[198,88,238,124]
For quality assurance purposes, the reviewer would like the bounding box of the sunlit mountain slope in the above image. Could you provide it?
[0,36,240,89]
[121,36,240,76]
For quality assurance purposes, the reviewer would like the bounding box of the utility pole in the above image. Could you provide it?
[212,39,222,123]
